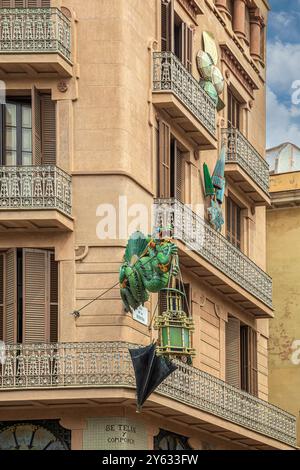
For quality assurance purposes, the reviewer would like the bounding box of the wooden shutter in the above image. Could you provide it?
[183,283,191,315]
[158,120,171,198]
[49,252,58,342]
[23,249,49,344]
[0,253,4,341]
[241,326,258,396]
[0,1,50,6]
[181,24,193,72]
[174,141,184,203]
[161,0,174,52]
[226,316,240,388]
[32,86,42,165]
[4,249,17,344]
[41,94,56,165]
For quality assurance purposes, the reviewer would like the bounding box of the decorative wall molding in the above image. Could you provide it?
[220,44,258,98]
[177,0,203,22]
[75,245,89,261]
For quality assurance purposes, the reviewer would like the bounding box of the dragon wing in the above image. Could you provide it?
[124,231,149,264]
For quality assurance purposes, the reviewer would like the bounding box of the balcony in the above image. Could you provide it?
[223,128,270,205]
[0,165,73,231]
[0,8,72,77]
[154,198,273,317]
[152,52,217,149]
[0,342,296,448]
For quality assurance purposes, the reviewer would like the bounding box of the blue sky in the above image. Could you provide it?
[267,0,300,148]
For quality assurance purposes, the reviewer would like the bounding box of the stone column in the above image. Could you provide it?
[215,0,228,13]
[233,0,246,39]
[250,9,263,60]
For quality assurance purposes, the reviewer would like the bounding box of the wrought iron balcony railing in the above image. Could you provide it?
[222,128,270,195]
[153,51,216,136]
[0,165,72,216]
[0,8,71,62]
[0,342,296,446]
[154,198,272,308]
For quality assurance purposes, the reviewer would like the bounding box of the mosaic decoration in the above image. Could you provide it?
[203,144,226,232]
[197,32,225,110]
[119,231,178,312]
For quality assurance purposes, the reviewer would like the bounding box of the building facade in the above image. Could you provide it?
[0,0,296,450]
[267,144,300,431]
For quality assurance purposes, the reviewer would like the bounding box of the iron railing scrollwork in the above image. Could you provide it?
[0,342,295,446]
[153,51,216,136]
[0,165,72,216]
[223,128,270,195]
[154,198,272,308]
[0,8,71,61]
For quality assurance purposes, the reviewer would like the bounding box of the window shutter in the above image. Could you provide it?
[161,0,173,52]
[41,94,56,165]
[0,1,50,7]
[0,253,4,341]
[49,252,58,342]
[31,86,42,165]
[183,283,191,315]
[186,26,193,73]
[22,249,50,344]
[174,141,184,203]
[249,328,258,395]
[226,316,240,388]
[158,120,171,198]
[4,249,17,344]
[240,325,248,391]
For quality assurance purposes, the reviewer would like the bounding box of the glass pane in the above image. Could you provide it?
[22,105,32,128]
[5,103,17,126]
[6,127,17,150]
[6,151,17,166]
[22,152,32,166]
[22,128,32,152]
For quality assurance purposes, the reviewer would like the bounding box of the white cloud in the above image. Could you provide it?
[267,41,300,94]
[267,87,300,148]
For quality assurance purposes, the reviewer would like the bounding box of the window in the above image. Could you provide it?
[161,0,193,71]
[158,120,185,202]
[0,1,50,7]
[0,249,58,344]
[1,100,32,166]
[154,430,191,450]
[226,316,258,396]
[227,89,241,129]
[226,196,241,250]
[0,90,56,166]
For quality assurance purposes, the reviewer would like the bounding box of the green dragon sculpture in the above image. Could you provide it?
[119,231,178,312]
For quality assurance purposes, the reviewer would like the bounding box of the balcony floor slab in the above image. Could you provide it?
[0,210,73,231]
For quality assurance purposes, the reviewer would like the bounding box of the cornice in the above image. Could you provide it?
[220,43,259,98]
[177,0,203,22]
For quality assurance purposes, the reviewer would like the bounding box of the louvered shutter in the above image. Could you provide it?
[4,249,17,344]
[250,328,258,396]
[158,120,171,198]
[183,283,191,315]
[161,0,173,52]
[0,1,50,6]
[240,325,248,391]
[186,26,193,73]
[174,141,184,203]
[226,316,240,388]
[23,249,49,344]
[32,86,42,165]
[49,252,58,342]
[0,253,4,341]
[41,94,56,165]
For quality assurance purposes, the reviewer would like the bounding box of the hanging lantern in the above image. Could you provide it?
[155,288,195,362]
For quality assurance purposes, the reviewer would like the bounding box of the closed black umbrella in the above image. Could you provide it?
[129,343,177,411]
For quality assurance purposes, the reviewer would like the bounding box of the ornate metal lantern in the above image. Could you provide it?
[155,286,195,362]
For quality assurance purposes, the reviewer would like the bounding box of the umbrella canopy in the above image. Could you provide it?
[129,343,177,411]
[200,80,219,105]
[203,31,218,65]
[211,65,224,95]
[196,50,214,80]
